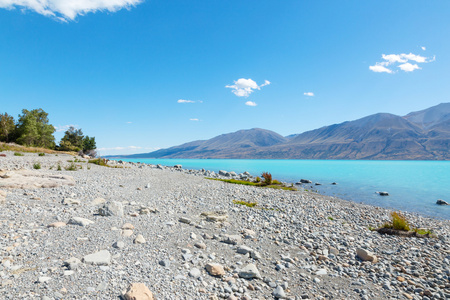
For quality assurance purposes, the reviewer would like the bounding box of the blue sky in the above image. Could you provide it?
[1,1,449,155]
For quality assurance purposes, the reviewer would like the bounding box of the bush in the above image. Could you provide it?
[88,158,108,167]
[383,211,410,231]
[57,164,62,171]
[254,176,261,183]
[38,153,45,156]
[261,172,272,185]
[65,162,78,171]
[14,152,24,156]
[33,162,41,169]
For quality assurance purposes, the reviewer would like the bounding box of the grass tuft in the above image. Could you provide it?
[14,152,24,156]
[33,162,41,169]
[233,200,257,207]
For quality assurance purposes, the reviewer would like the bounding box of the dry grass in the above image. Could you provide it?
[0,142,76,156]
[383,211,410,231]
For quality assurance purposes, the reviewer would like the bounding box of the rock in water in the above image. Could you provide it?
[356,248,378,262]
[123,283,154,300]
[98,201,124,217]
[436,199,449,205]
[238,264,262,279]
[377,191,389,196]
[83,250,111,266]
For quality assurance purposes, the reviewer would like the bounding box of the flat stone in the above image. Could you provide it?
[316,269,327,275]
[82,250,111,266]
[68,217,94,227]
[179,217,192,224]
[47,222,66,228]
[237,245,253,255]
[123,283,154,300]
[122,223,135,230]
[222,234,242,245]
[201,211,229,222]
[63,257,81,270]
[91,197,106,206]
[205,263,225,276]
[122,229,133,237]
[194,242,206,249]
[0,170,75,189]
[62,198,80,205]
[239,264,262,279]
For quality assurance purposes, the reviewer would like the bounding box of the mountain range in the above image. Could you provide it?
[110,103,450,160]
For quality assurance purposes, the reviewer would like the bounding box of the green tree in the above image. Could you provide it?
[0,113,16,142]
[59,126,84,151]
[16,109,55,148]
[83,136,96,152]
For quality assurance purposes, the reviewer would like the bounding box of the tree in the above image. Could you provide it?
[0,113,16,142]
[59,126,84,151]
[58,127,97,156]
[16,109,55,148]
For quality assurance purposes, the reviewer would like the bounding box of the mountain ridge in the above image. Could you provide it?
[109,103,450,160]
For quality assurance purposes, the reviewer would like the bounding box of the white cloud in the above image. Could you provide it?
[97,145,142,151]
[54,124,78,132]
[398,63,421,72]
[226,78,270,97]
[177,99,195,103]
[189,118,199,121]
[126,121,132,124]
[245,101,257,107]
[369,64,393,73]
[303,92,314,97]
[370,52,434,73]
[421,46,426,51]
[0,0,142,21]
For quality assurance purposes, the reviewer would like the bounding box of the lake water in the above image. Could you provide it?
[120,159,450,220]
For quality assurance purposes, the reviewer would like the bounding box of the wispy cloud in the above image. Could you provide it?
[0,0,142,21]
[421,46,426,51]
[369,52,434,74]
[303,92,314,97]
[97,146,143,151]
[54,124,78,132]
[226,78,270,97]
[245,101,257,107]
[126,121,132,124]
[177,99,195,103]
[189,118,199,121]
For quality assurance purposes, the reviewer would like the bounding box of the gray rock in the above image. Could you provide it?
[68,217,94,227]
[222,234,242,245]
[239,264,262,279]
[82,250,111,266]
[98,201,124,217]
[437,199,449,205]
[237,245,253,255]
[113,241,125,249]
[64,257,82,270]
[188,268,201,278]
[273,286,286,298]
[179,217,192,224]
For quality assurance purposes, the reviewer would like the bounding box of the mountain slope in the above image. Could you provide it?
[111,103,450,160]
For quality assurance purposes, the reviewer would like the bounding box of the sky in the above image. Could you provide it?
[0,1,449,155]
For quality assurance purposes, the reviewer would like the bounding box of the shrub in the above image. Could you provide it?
[33,162,41,169]
[57,164,62,171]
[261,172,272,185]
[38,153,45,156]
[14,152,24,156]
[65,162,78,171]
[88,158,108,167]
[384,211,410,231]
[254,176,261,183]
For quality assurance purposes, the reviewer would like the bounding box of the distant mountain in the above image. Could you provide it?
[122,128,287,159]
[109,103,450,160]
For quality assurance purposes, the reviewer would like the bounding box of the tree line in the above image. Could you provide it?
[0,108,96,156]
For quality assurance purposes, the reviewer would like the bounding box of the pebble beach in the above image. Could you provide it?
[1,152,449,300]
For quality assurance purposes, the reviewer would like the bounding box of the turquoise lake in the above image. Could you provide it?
[121,159,450,220]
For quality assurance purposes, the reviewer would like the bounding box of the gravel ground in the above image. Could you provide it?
[0,152,449,300]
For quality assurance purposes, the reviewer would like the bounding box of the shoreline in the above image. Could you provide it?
[1,152,449,299]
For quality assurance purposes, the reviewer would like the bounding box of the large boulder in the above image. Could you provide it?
[238,263,262,279]
[436,199,449,205]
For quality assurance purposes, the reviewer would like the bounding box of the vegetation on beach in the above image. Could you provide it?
[88,158,122,168]
[378,211,434,237]
[232,199,257,207]
[0,109,96,156]
[206,172,297,191]
[33,162,41,169]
